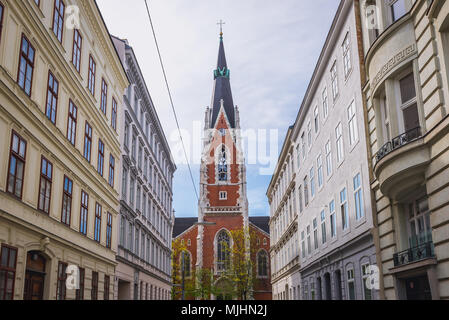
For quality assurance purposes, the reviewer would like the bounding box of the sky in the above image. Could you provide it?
[96,0,341,218]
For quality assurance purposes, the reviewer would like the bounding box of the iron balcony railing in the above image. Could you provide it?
[376,127,422,163]
[393,241,435,267]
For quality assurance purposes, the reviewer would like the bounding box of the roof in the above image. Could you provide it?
[173,216,270,238]
[210,35,235,128]
[249,216,270,234]
[173,217,198,238]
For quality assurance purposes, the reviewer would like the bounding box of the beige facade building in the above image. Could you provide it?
[0,0,128,300]
[358,0,449,299]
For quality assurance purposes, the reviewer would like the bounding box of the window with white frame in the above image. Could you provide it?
[304,176,309,207]
[321,210,326,244]
[310,167,315,198]
[307,121,312,148]
[330,200,336,238]
[380,95,391,143]
[398,72,420,133]
[298,186,303,213]
[296,144,301,170]
[314,106,319,133]
[325,141,333,177]
[336,123,344,163]
[347,268,355,300]
[343,33,352,78]
[301,133,306,159]
[307,225,311,255]
[348,100,358,146]
[313,218,318,250]
[317,155,323,188]
[390,0,407,23]
[301,231,305,258]
[331,61,339,101]
[353,173,365,220]
[219,191,227,200]
[340,187,349,230]
[361,263,372,300]
[322,88,329,119]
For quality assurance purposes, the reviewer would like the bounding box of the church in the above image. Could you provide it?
[172,30,272,300]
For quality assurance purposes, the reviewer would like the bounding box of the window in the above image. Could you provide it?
[347,268,355,300]
[136,184,141,212]
[105,212,112,249]
[314,107,319,133]
[104,275,110,300]
[313,218,318,250]
[111,98,117,131]
[399,72,419,132]
[75,268,85,300]
[138,144,143,169]
[330,200,336,238]
[301,231,305,258]
[336,123,344,163]
[307,121,312,147]
[97,139,104,176]
[83,122,92,162]
[124,121,130,149]
[219,191,227,200]
[100,79,108,115]
[257,250,268,277]
[298,186,303,213]
[391,0,406,23]
[354,173,365,220]
[108,155,115,187]
[38,156,52,214]
[310,167,315,198]
[67,100,77,145]
[306,226,311,255]
[72,29,82,72]
[331,62,339,101]
[88,55,96,96]
[181,251,191,278]
[91,271,98,300]
[61,176,73,226]
[317,155,323,188]
[303,176,309,207]
[340,188,348,230]
[343,33,352,78]
[131,133,136,161]
[80,191,88,235]
[45,71,59,124]
[52,0,65,42]
[348,101,358,145]
[301,133,306,159]
[325,141,332,177]
[56,262,67,300]
[7,131,27,199]
[17,35,35,96]
[321,210,326,244]
[296,145,301,170]
[217,230,230,272]
[0,245,18,300]
[218,146,228,181]
[362,264,372,300]
[322,88,329,119]
[94,203,102,243]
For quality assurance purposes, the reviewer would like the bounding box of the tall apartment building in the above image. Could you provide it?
[268,0,379,300]
[0,0,128,300]
[267,127,301,300]
[112,37,176,300]
[357,0,449,300]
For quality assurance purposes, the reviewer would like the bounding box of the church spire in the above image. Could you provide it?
[210,25,235,128]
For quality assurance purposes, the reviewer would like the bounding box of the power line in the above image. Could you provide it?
[143,0,199,201]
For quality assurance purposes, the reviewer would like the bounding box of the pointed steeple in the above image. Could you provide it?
[210,31,235,128]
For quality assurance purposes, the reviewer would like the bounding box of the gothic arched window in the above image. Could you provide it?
[218,145,228,181]
[217,230,231,272]
[181,250,191,278]
[257,250,268,277]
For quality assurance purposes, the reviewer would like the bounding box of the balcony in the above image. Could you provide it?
[393,241,435,268]
[374,127,430,200]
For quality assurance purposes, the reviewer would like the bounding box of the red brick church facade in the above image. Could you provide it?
[173,32,271,300]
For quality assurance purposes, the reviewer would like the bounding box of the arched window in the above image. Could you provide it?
[217,230,231,272]
[257,250,268,277]
[218,146,228,181]
[181,250,191,278]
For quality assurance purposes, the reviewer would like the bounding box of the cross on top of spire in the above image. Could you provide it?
[217,19,225,37]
